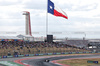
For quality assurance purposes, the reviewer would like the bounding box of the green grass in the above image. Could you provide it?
[57,58,100,66]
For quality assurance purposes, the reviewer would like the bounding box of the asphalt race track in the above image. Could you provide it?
[0,54,100,66]
[21,54,100,66]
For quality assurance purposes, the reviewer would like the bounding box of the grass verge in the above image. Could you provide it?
[57,58,100,66]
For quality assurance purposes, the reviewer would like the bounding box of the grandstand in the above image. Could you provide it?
[1,34,100,57]
[64,39,88,48]
[0,36,91,56]
[88,39,100,51]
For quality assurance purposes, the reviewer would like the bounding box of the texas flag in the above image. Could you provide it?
[48,0,68,19]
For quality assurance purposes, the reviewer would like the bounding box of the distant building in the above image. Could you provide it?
[17,34,34,42]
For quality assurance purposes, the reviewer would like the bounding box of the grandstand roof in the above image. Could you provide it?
[0,36,21,39]
[17,34,33,38]
[67,38,84,40]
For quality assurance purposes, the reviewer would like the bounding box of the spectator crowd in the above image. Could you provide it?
[0,39,89,56]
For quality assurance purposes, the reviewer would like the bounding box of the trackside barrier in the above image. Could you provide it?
[25,54,29,56]
[89,52,92,53]
[65,52,68,54]
[92,52,95,53]
[18,55,24,57]
[86,52,89,53]
[79,52,83,54]
[35,54,39,56]
[2,56,7,58]
[98,52,100,53]
[68,52,72,54]
[61,52,65,54]
[87,61,98,64]
[14,55,18,57]
[83,52,86,53]
[44,53,48,55]
[7,56,13,58]
[39,54,43,56]
[1,51,100,59]
[95,51,98,53]
[76,52,79,54]
[53,53,57,55]
[56,53,61,55]
[29,54,34,56]
[48,53,52,55]
[72,52,75,54]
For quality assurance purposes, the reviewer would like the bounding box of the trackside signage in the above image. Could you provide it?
[0,61,24,66]
[87,61,98,64]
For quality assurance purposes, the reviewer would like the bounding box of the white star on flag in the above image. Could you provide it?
[50,6,53,9]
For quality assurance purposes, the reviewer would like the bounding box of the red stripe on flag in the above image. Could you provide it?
[54,10,68,19]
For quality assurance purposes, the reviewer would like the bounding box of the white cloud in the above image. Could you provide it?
[0,0,100,38]
[5,0,18,2]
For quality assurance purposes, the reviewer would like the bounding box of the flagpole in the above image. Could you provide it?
[46,0,48,37]
[46,11,48,36]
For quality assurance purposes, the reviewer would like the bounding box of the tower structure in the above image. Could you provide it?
[23,11,32,36]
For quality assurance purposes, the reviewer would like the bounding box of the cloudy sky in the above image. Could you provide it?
[0,0,100,38]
